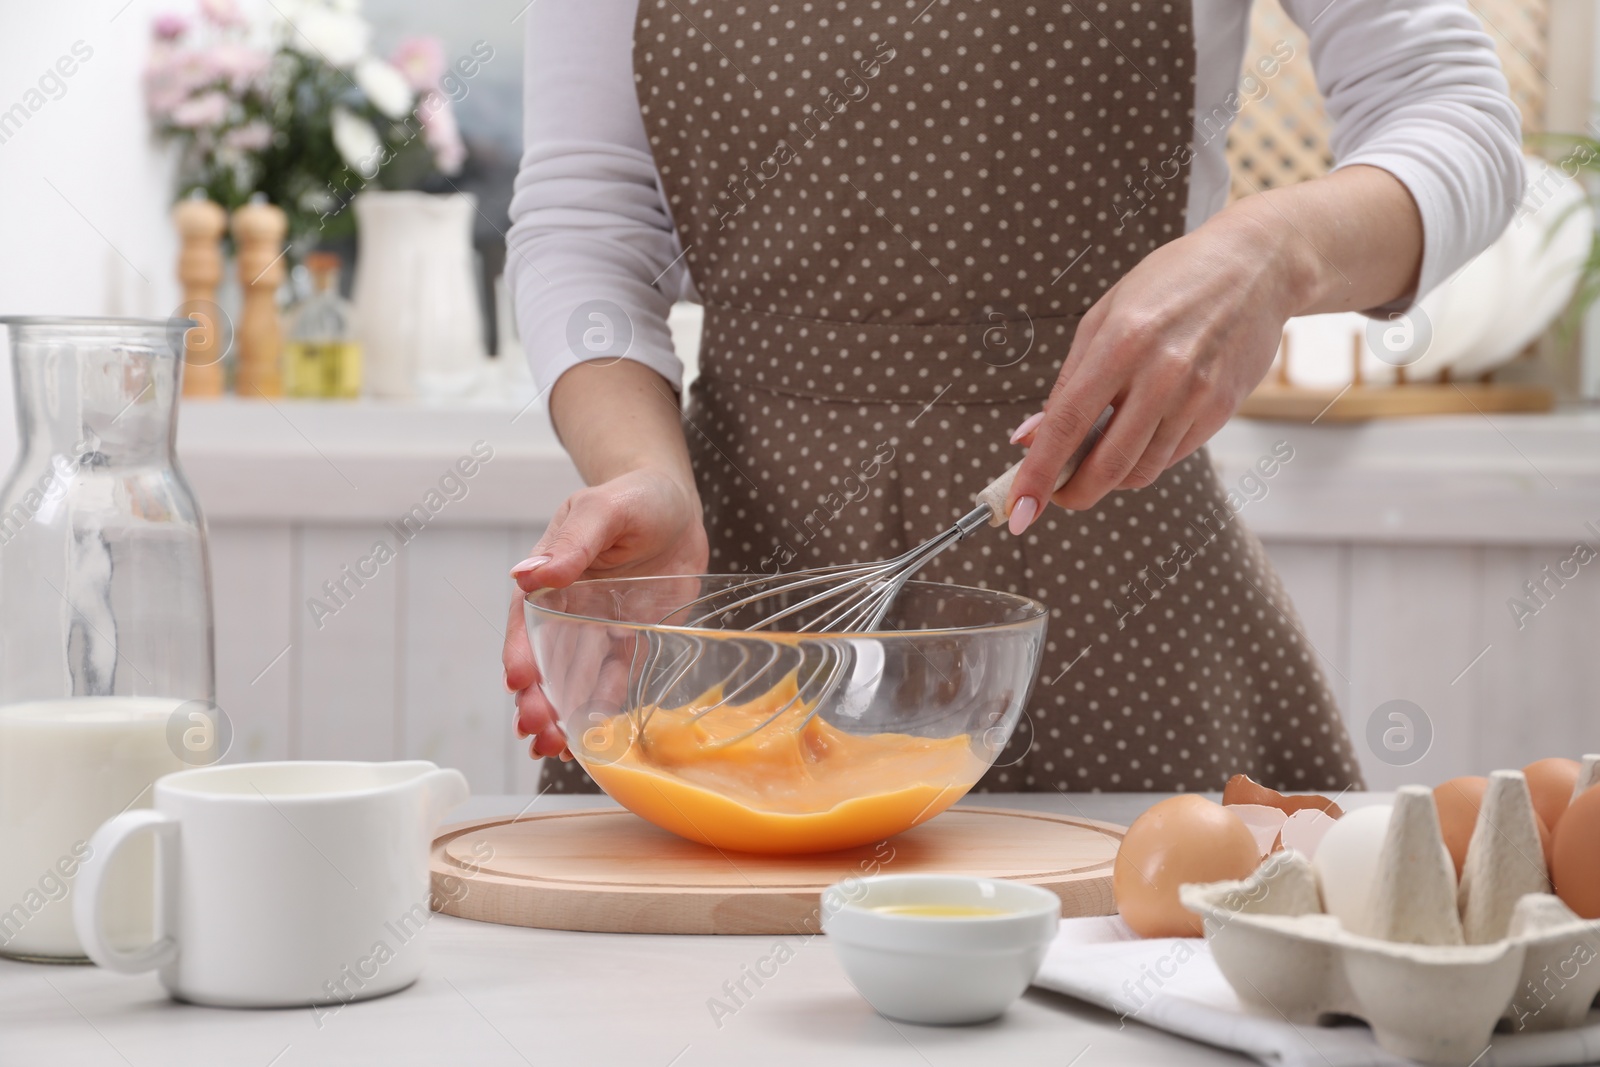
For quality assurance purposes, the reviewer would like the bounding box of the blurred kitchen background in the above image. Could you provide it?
[0,0,1598,795]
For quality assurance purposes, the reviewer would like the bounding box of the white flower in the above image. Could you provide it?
[284,4,370,68]
[354,57,413,120]
[331,106,383,177]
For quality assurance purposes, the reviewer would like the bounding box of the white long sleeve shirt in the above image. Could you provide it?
[508,0,1524,393]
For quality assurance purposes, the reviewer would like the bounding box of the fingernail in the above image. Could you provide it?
[510,555,551,577]
[527,739,543,761]
[513,703,527,738]
[1008,495,1039,536]
[1009,411,1045,444]
[559,751,574,763]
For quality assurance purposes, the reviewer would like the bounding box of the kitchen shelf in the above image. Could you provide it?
[173,397,1600,544]
[1206,407,1600,545]
[174,394,579,525]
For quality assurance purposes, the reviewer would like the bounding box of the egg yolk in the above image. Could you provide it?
[870,904,1010,917]
[577,673,986,854]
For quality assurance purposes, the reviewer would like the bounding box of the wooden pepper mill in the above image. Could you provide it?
[231,198,288,397]
[172,196,228,398]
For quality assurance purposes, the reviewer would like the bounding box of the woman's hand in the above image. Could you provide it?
[504,465,708,759]
[502,358,706,760]
[1005,165,1423,529]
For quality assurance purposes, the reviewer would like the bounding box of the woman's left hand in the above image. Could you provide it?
[1005,165,1421,531]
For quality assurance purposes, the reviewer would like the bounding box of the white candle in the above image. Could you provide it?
[0,697,193,959]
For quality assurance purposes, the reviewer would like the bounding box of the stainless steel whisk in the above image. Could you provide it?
[627,408,1112,747]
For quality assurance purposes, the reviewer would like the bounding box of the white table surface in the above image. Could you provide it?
[0,792,1309,1067]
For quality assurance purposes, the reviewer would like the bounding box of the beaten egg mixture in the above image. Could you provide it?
[578,674,987,853]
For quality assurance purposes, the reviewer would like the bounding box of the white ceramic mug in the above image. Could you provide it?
[73,760,468,1008]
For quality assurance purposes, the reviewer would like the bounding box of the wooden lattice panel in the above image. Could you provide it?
[1226,0,1549,199]
[1226,0,1331,198]
[1470,0,1551,133]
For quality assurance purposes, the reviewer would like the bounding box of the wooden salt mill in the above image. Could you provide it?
[231,199,288,397]
[172,197,228,397]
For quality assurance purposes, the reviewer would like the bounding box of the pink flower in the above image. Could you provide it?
[420,92,465,175]
[170,91,231,129]
[144,46,214,116]
[209,42,270,92]
[152,12,188,40]
[222,120,273,151]
[199,0,246,28]
[389,36,445,92]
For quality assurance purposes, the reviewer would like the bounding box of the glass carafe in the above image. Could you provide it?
[0,317,216,962]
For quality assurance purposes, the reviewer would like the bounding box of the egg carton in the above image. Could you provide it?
[1179,763,1600,1066]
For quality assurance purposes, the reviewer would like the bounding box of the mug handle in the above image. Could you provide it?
[73,809,180,974]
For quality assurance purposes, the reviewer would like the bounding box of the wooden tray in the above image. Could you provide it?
[1237,382,1553,422]
[430,807,1124,935]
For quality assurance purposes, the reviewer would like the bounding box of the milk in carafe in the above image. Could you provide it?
[0,698,193,958]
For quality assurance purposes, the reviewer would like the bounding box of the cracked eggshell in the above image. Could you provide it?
[1278,808,1339,860]
[1226,803,1289,859]
[1222,773,1344,818]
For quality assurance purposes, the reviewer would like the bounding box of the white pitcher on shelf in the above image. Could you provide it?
[351,191,487,399]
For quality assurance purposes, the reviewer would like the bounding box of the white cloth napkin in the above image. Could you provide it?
[1031,917,1600,1067]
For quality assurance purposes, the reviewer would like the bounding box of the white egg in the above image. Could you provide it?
[1311,805,1393,935]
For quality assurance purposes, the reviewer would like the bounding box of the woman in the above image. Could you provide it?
[502,0,1522,793]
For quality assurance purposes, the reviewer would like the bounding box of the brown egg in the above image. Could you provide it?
[1524,758,1581,832]
[1222,773,1344,819]
[1114,795,1261,938]
[1553,785,1600,919]
[1435,774,1554,876]
[1434,776,1487,877]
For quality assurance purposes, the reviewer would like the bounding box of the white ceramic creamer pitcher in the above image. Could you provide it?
[73,760,468,1008]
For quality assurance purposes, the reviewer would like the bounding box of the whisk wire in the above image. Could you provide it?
[617,405,1112,753]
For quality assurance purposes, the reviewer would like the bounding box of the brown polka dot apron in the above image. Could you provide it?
[543,0,1362,795]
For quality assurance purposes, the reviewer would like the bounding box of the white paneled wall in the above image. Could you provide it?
[213,521,547,795]
[1273,543,1600,790]
[207,520,1600,796]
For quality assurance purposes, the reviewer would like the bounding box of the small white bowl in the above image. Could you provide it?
[821,874,1061,1025]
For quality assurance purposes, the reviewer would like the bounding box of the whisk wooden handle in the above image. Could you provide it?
[975,405,1114,526]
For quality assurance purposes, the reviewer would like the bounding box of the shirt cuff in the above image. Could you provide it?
[507,259,685,395]
[1332,147,1525,316]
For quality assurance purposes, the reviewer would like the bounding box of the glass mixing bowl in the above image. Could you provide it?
[525,575,1047,854]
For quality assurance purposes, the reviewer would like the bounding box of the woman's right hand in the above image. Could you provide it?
[503,465,709,759]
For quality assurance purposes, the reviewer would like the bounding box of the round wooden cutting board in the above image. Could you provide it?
[430,807,1124,935]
